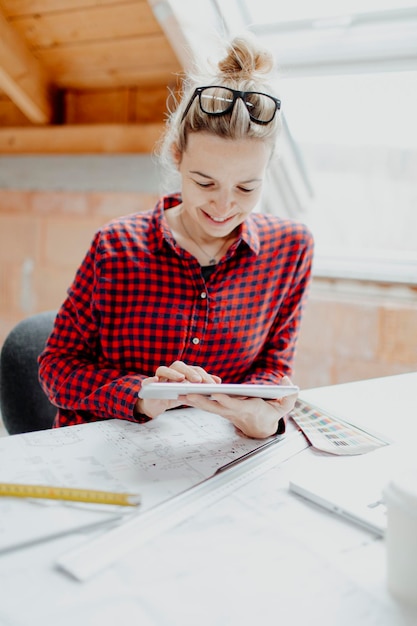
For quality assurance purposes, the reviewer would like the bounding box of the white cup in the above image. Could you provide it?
[383,469,417,605]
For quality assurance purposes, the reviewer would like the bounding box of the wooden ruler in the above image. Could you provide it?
[0,483,141,507]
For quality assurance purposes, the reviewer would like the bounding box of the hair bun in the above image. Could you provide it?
[217,36,274,79]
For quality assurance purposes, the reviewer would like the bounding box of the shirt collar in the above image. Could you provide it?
[147,194,181,254]
[240,215,260,255]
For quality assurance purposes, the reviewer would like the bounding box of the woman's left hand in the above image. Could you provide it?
[180,376,298,439]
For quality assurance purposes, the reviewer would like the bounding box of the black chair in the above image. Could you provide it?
[0,311,57,434]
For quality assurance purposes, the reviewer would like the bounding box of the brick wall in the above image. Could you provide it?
[1,188,416,393]
[0,189,158,345]
[293,280,417,389]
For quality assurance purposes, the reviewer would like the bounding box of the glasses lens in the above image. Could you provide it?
[244,93,278,123]
[199,87,235,115]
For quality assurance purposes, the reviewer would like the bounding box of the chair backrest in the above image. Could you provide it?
[0,311,57,434]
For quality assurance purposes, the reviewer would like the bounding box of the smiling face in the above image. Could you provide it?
[173,132,272,245]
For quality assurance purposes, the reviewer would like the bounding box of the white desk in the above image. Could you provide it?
[1,373,417,626]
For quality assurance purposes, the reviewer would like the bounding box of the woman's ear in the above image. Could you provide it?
[171,143,182,168]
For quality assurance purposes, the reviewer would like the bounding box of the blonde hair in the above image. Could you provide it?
[157,35,281,183]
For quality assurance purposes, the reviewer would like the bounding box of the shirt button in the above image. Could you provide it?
[192,337,200,345]
[200,292,207,299]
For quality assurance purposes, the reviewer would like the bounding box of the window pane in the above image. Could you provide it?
[278,71,417,257]
[243,0,417,23]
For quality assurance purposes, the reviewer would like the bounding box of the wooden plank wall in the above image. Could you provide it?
[0,0,183,151]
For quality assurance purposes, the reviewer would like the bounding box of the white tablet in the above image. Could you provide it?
[139,382,299,400]
[289,473,386,537]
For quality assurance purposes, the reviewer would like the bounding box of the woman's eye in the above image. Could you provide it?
[238,187,254,193]
[196,181,213,188]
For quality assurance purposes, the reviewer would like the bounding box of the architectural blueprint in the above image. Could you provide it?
[0,408,287,551]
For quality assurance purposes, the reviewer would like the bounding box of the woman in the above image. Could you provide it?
[38,36,314,439]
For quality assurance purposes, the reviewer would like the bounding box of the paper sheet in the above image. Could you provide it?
[0,408,285,552]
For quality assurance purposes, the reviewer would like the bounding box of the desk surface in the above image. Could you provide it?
[1,372,417,626]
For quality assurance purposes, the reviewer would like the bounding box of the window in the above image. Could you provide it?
[221,1,417,282]
[280,71,417,265]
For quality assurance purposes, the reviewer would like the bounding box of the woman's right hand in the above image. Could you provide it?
[135,360,221,419]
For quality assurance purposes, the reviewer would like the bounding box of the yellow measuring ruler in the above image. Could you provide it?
[0,482,141,507]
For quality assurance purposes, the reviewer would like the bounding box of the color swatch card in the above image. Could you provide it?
[290,400,389,455]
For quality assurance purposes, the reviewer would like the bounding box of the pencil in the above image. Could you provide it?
[0,482,141,507]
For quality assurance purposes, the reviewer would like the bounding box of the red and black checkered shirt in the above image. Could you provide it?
[38,194,314,428]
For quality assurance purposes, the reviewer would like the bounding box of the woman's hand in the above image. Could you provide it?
[135,360,222,419]
[181,376,298,439]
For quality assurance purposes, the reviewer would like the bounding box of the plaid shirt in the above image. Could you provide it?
[38,194,314,427]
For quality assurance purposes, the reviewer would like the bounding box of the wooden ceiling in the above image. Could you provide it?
[0,0,194,154]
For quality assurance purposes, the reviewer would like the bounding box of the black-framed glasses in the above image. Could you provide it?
[181,86,281,125]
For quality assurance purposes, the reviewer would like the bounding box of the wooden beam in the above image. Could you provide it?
[0,7,53,124]
[2,0,126,16]
[36,34,182,89]
[148,0,196,72]
[9,3,162,48]
[64,86,170,124]
[0,93,33,126]
[0,123,165,154]
[148,0,222,71]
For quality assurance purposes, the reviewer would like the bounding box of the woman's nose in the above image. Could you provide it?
[210,190,234,214]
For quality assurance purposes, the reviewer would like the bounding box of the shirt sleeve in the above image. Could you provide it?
[38,231,145,424]
[242,226,314,384]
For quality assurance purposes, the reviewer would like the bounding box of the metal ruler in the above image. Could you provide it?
[56,430,309,582]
